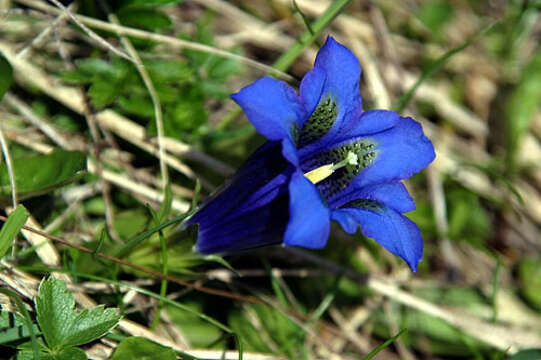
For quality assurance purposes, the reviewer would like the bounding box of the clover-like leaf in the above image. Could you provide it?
[62,306,121,348]
[35,277,121,352]
[36,277,77,350]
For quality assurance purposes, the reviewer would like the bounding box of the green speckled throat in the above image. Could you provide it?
[298,95,338,147]
[340,198,383,212]
[305,139,379,200]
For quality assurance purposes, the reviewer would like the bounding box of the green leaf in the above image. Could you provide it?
[110,337,176,360]
[17,346,87,360]
[0,149,86,204]
[0,204,29,259]
[165,302,223,348]
[416,0,454,34]
[36,277,77,350]
[36,277,121,351]
[62,306,121,348]
[505,51,541,174]
[507,349,541,360]
[77,58,118,76]
[145,59,193,83]
[53,347,87,360]
[88,78,120,108]
[117,8,172,30]
[518,257,541,310]
[0,52,14,101]
[117,96,154,117]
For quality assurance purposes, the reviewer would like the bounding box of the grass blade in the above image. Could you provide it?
[0,204,29,259]
[363,328,407,360]
[393,23,496,112]
[113,209,195,258]
[0,288,40,360]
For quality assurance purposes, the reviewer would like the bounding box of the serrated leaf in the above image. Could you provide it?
[110,337,176,360]
[0,53,14,101]
[36,277,121,351]
[0,149,86,204]
[0,204,29,259]
[62,306,121,347]
[36,277,77,350]
[17,347,87,360]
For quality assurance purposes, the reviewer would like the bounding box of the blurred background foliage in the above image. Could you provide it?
[0,0,541,359]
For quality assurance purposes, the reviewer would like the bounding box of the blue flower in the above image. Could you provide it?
[187,36,435,272]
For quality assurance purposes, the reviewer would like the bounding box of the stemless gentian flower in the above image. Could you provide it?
[187,36,435,272]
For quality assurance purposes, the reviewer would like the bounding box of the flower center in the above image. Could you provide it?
[302,139,378,199]
[304,151,358,184]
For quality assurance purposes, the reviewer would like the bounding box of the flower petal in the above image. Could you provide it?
[194,196,289,254]
[355,117,435,188]
[186,142,290,230]
[347,109,399,136]
[330,181,416,213]
[297,36,362,152]
[284,172,330,248]
[331,210,358,234]
[231,76,305,143]
[333,206,424,272]
[299,66,326,120]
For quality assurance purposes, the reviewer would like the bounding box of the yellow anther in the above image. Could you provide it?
[304,164,334,184]
[303,151,359,185]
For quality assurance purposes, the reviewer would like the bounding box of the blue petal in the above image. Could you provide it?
[231,76,304,143]
[333,206,424,272]
[330,182,415,213]
[186,142,291,231]
[299,66,326,122]
[346,110,399,136]
[194,196,289,254]
[284,172,330,249]
[331,210,357,234]
[350,117,435,189]
[298,36,362,154]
